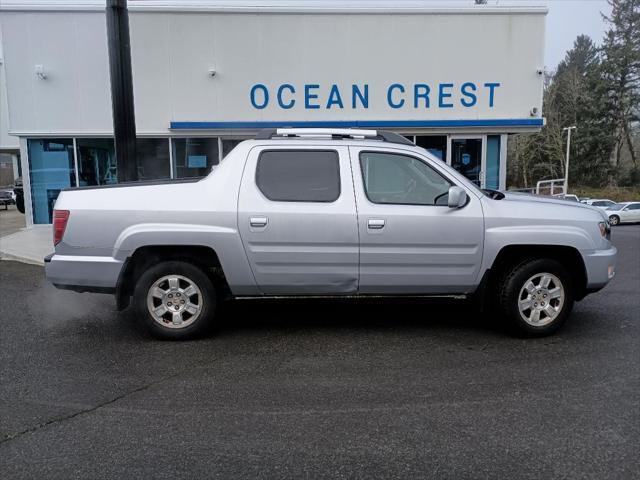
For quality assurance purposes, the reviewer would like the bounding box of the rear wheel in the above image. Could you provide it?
[133,261,216,340]
[609,215,620,226]
[497,258,574,336]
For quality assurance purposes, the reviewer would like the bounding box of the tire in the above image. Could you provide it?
[16,194,24,214]
[133,261,217,340]
[609,215,620,226]
[497,258,574,337]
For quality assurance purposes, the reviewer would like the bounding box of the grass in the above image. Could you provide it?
[571,186,640,202]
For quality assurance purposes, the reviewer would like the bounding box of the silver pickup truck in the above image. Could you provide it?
[45,128,617,339]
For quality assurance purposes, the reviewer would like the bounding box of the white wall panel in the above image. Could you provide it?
[1,8,546,134]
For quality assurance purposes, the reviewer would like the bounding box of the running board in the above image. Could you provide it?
[234,294,468,300]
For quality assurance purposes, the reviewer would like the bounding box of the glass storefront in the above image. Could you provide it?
[222,139,242,158]
[27,139,76,224]
[76,138,117,186]
[25,134,502,224]
[136,138,171,180]
[172,137,219,178]
[416,136,447,161]
[485,135,501,190]
[451,138,482,187]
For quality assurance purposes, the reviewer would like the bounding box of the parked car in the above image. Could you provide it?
[0,189,14,209]
[606,202,640,225]
[45,128,617,339]
[582,198,617,210]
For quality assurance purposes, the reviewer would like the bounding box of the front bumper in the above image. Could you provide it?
[45,254,124,292]
[583,245,618,290]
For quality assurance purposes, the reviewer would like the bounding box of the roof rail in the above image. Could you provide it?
[254,128,414,146]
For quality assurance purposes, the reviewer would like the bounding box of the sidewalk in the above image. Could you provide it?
[0,225,53,266]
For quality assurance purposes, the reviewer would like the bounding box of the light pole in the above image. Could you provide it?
[563,126,577,194]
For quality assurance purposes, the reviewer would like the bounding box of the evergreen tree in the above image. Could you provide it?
[601,0,640,183]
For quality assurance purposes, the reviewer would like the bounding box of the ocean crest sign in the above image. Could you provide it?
[249,82,501,111]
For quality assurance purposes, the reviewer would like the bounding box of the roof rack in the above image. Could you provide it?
[254,128,414,146]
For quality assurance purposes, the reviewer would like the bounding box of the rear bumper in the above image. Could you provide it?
[45,253,123,292]
[583,245,617,290]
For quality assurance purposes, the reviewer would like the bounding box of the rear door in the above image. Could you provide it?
[238,145,359,295]
[350,146,484,294]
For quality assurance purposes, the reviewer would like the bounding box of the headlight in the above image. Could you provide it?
[598,221,611,239]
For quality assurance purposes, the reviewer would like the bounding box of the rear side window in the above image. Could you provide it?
[256,150,340,202]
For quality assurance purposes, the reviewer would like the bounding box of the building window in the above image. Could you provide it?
[27,139,76,224]
[136,138,171,180]
[171,137,219,178]
[485,135,501,190]
[451,138,482,187]
[360,151,451,206]
[416,136,447,161]
[76,138,117,186]
[222,139,243,158]
[256,150,340,202]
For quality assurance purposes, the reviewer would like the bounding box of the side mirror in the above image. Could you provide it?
[447,186,468,208]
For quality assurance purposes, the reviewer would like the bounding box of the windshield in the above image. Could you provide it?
[608,203,625,210]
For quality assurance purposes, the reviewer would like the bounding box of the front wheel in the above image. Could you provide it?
[133,261,217,340]
[497,259,574,337]
[609,215,620,226]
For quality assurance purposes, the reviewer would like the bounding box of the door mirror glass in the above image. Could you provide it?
[447,186,468,208]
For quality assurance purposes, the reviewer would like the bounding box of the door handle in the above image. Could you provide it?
[250,217,268,228]
[367,219,385,230]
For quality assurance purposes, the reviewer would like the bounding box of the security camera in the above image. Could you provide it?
[35,64,48,80]
[536,69,544,76]
[530,107,539,116]
[208,67,216,77]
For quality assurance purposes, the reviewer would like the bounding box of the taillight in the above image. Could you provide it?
[53,210,70,246]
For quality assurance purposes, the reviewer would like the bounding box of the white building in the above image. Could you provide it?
[0,0,546,225]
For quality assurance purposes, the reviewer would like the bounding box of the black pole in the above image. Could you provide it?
[106,0,138,182]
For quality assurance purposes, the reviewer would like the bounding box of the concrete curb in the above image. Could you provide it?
[0,252,45,266]
[0,225,53,267]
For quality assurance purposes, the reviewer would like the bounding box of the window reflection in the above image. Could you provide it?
[172,138,219,178]
[76,138,117,186]
[27,139,75,224]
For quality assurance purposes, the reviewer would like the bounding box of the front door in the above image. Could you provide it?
[238,146,359,295]
[621,203,640,222]
[350,146,484,294]
[449,137,484,188]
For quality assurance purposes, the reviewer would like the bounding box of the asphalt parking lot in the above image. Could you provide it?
[0,226,638,479]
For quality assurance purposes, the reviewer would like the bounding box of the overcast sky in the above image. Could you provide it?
[498,0,612,68]
[422,0,612,68]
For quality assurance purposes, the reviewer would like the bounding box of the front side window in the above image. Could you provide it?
[256,150,340,202]
[360,151,451,205]
[626,203,640,210]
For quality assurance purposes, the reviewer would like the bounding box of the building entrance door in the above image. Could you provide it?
[449,137,484,187]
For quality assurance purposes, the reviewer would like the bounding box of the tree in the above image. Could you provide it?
[508,36,615,188]
[601,0,640,183]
